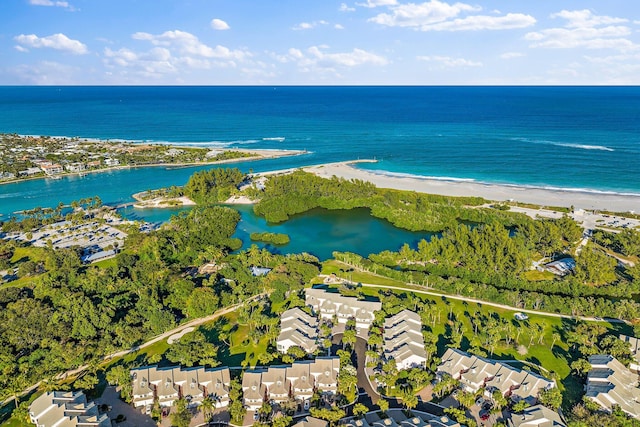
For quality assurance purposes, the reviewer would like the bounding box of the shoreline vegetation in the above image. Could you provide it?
[304,161,640,214]
[249,232,291,245]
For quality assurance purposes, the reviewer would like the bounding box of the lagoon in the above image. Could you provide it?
[119,204,432,261]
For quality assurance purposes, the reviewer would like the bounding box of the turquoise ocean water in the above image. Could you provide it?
[0,86,638,257]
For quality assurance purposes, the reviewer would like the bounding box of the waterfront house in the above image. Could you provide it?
[29,390,110,427]
[40,163,64,175]
[19,167,42,176]
[65,163,86,173]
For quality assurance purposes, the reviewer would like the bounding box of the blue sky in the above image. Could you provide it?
[1,0,639,84]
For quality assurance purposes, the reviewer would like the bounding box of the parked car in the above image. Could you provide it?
[514,312,528,321]
[475,396,485,406]
[480,411,490,421]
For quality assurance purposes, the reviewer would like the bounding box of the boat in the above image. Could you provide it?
[262,137,285,142]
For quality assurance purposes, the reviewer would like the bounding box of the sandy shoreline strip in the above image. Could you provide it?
[304,162,640,213]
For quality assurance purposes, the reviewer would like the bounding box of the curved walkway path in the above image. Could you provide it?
[322,266,627,324]
[359,282,626,324]
[3,293,265,406]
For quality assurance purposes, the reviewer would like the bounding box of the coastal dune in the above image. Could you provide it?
[304,162,640,213]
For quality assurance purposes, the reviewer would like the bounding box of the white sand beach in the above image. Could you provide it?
[304,162,640,213]
[132,195,196,209]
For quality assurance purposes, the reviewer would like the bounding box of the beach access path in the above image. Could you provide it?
[320,268,627,325]
[2,293,266,407]
[304,161,640,214]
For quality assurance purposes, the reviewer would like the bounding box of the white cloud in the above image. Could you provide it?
[369,0,534,31]
[28,0,74,10]
[357,0,397,7]
[422,13,536,31]
[210,19,230,31]
[14,33,88,54]
[103,30,254,80]
[500,52,524,59]
[335,24,345,30]
[292,20,329,30]
[283,46,388,72]
[308,46,388,67]
[417,55,482,67]
[339,3,356,12]
[525,9,637,51]
[370,1,479,27]
[132,30,248,60]
[552,10,627,28]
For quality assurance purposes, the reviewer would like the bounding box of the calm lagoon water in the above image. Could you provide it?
[119,204,432,261]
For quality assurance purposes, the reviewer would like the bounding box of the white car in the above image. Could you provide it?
[514,312,528,321]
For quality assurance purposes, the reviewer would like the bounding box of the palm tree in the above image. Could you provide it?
[200,396,215,421]
[551,333,561,350]
[402,392,419,415]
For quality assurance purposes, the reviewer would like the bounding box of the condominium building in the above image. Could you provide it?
[437,348,555,404]
[242,357,341,410]
[305,288,382,334]
[130,365,231,409]
[508,404,566,427]
[242,371,267,411]
[383,310,428,370]
[28,391,110,427]
[585,354,640,419]
[619,334,640,373]
[277,307,319,354]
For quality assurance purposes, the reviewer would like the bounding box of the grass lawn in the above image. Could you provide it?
[199,312,271,368]
[92,257,117,269]
[322,259,406,288]
[0,275,38,288]
[10,246,47,264]
[1,416,30,427]
[350,282,622,409]
[522,270,556,281]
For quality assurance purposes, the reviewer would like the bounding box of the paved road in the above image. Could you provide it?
[354,337,379,405]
